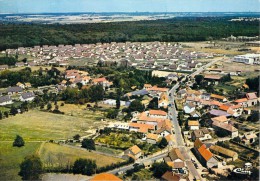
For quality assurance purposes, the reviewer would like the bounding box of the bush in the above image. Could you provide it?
[13,135,25,147]
[106,109,119,119]
[82,138,95,150]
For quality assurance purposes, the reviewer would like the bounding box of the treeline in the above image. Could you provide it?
[0,17,259,50]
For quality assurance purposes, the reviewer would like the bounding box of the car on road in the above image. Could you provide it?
[194,163,199,169]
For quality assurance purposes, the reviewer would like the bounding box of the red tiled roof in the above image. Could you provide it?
[149,110,167,116]
[129,122,155,131]
[234,98,248,103]
[129,145,142,155]
[198,146,213,161]
[211,94,226,100]
[91,173,122,181]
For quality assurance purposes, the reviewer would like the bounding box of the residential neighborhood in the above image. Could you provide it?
[0,39,259,181]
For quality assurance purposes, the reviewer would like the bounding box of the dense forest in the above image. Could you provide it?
[0,17,259,50]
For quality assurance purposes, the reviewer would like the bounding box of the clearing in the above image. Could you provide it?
[0,110,111,141]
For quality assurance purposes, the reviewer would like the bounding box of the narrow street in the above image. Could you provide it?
[168,58,222,180]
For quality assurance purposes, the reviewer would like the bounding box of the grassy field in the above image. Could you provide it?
[0,110,110,141]
[95,145,123,155]
[40,143,124,168]
[0,142,41,181]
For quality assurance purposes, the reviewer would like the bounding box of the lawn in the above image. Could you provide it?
[0,110,110,141]
[40,143,124,168]
[0,142,41,181]
[95,145,123,155]
[95,132,136,150]
[49,101,112,118]
[214,83,237,93]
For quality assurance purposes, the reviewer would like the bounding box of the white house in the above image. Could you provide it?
[154,127,171,137]
[20,92,36,102]
[188,120,200,130]
[183,103,196,114]
[0,95,13,106]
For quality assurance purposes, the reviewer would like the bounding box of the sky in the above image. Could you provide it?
[0,0,259,14]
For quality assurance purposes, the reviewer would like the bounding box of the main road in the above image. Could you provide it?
[168,58,223,180]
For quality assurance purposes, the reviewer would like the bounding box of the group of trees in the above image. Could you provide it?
[72,158,97,176]
[0,56,17,66]
[0,17,259,50]
[0,67,61,88]
[61,85,104,104]
[19,155,98,180]
[246,76,259,93]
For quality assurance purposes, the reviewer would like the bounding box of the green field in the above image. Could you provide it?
[40,143,124,168]
[0,142,41,181]
[0,142,124,181]
[0,110,109,141]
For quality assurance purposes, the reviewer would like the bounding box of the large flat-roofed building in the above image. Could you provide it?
[233,54,260,65]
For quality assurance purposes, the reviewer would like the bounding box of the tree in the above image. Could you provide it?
[150,162,171,178]
[73,158,97,176]
[19,155,43,180]
[0,111,2,120]
[128,100,144,113]
[47,103,52,110]
[73,134,81,140]
[195,75,204,85]
[89,85,104,105]
[4,111,9,118]
[246,76,259,92]
[10,106,18,115]
[22,58,27,63]
[247,111,259,122]
[106,109,119,119]
[220,73,232,82]
[13,135,25,147]
[82,138,96,150]
[76,82,83,90]
[116,96,120,109]
[158,137,168,148]
[147,97,159,109]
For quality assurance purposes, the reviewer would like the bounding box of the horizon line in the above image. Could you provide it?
[1,11,260,15]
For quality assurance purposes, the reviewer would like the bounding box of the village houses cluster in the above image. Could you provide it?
[1,42,215,72]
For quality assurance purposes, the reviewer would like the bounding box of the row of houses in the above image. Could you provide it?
[0,92,36,106]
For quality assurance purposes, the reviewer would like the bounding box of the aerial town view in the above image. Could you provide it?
[0,0,259,181]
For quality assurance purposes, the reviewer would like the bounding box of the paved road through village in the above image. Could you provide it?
[168,58,223,180]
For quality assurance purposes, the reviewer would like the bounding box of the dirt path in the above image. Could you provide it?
[36,141,46,155]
